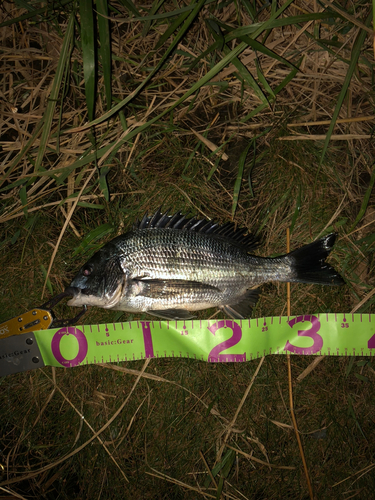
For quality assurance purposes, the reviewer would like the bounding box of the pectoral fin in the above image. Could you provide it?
[135,279,220,299]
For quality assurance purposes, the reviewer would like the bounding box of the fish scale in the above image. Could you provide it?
[66,210,344,320]
[121,231,249,280]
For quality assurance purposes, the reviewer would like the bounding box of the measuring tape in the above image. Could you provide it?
[0,314,374,377]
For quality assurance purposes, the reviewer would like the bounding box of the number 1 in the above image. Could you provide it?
[141,322,155,358]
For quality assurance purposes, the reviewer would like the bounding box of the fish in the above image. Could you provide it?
[65,209,345,320]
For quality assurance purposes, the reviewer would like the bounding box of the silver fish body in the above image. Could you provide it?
[66,211,344,319]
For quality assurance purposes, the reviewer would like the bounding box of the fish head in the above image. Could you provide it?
[66,244,125,309]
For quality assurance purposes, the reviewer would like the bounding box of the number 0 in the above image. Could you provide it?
[51,327,88,367]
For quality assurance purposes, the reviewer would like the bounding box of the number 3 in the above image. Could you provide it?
[284,315,322,355]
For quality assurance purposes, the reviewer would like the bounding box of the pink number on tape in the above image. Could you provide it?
[141,322,155,358]
[284,315,323,355]
[368,332,375,349]
[51,327,88,367]
[208,320,246,362]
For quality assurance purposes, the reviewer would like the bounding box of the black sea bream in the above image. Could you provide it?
[66,210,344,319]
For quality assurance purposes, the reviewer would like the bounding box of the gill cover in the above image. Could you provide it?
[67,243,125,308]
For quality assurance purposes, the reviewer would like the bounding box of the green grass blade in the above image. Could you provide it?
[241,0,256,21]
[250,0,295,39]
[70,0,207,129]
[238,33,295,70]
[77,201,105,209]
[119,1,214,22]
[40,264,53,295]
[207,156,221,181]
[347,394,367,440]
[206,18,225,51]
[96,0,112,110]
[142,0,166,37]
[210,17,296,70]
[241,57,302,122]
[67,6,305,161]
[345,356,356,377]
[216,449,236,498]
[116,0,140,17]
[349,167,375,232]
[34,13,74,172]
[255,58,275,98]
[205,448,236,486]
[207,19,268,103]
[232,140,254,217]
[4,145,112,187]
[0,230,21,251]
[24,30,257,189]
[256,187,292,235]
[188,39,223,70]
[320,11,372,164]
[99,166,110,201]
[0,119,44,188]
[55,58,71,155]
[72,222,114,256]
[289,186,302,233]
[247,138,261,197]
[225,12,341,41]
[261,0,277,44]
[231,58,267,103]
[0,0,73,28]
[155,8,191,50]
[194,3,281,97]
[14,0,36,12]
[80,0,96,122]
[91,40,252,161]
[301,28,351,66]
[19,184,28,218]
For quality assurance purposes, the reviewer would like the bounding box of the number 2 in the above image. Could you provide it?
[284,315,322,355]
[207,321,246,362]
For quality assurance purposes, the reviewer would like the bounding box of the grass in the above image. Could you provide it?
[0,0,375,498]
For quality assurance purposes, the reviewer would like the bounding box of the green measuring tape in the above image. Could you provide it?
[1,314,374,376]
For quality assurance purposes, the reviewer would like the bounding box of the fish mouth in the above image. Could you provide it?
[65,286,80,298]
[65,286,87,307]
[65,284,124,309]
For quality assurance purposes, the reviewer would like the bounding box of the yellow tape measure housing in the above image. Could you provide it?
[0,309,53,339]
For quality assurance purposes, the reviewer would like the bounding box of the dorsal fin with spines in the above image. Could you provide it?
[134,209,258,251]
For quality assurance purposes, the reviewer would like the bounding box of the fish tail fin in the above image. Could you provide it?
[288,233,345,286]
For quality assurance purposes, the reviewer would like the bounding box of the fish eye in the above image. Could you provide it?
[82,265,93,276]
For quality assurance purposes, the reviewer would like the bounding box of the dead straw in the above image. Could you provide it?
[41,167,96,297]
[42,370,129,483]
[216,356,265,463]
[145,468,217,499]
[0,359,151,487]
[286,228,314,500]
